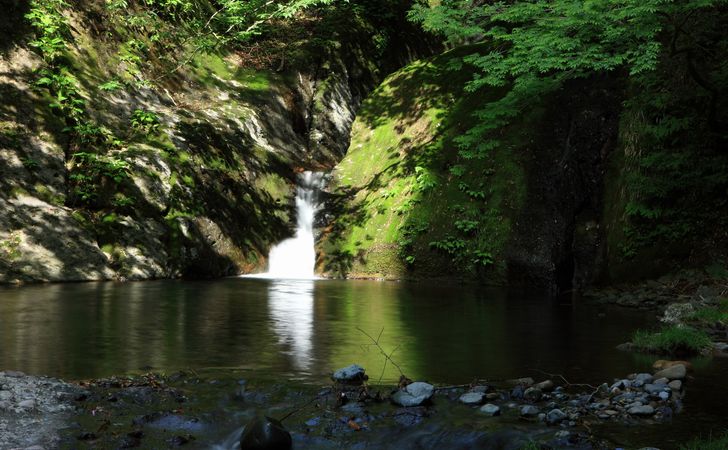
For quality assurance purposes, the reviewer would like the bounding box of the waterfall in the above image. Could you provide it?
[248,171,325,279]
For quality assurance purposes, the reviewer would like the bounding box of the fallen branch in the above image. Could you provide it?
[356,327,405,384]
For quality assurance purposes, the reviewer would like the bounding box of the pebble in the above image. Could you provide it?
[479,403,500,416]
[520,405,539,417]
[459,392,485,405]
[668,380,682,391]
[523,387,542,402]
[628,405,655,416]
[18,399,36,409]
[546,408,567,425]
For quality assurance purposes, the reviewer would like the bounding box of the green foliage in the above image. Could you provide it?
[25,0,70,64]
[680,432,728,450]
[69,152,130,205]
[0,232,23,261]
[99,80,123,91]
[130,109,161,135]
[631,325,712,356]
[687,299,728,326]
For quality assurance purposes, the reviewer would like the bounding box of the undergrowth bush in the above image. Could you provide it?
[632,325,711,356]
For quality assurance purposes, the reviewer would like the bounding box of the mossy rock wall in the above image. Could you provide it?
[318,51,622,290]
[0,0,433,283]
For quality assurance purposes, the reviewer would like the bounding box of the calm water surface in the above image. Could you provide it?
[1,278,726,447]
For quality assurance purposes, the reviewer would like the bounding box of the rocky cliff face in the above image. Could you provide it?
[0,0,433,283]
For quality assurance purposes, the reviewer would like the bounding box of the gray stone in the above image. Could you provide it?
[485,392,499,401]
[479,403,500,416]
[520,405,540,417]
[471,385,489,393]
[654,377,670,385]
[506,377,534,387]
[459,392,485,405]
[18,399,36,409]
[644,384,669,395]
[628,405,655,416]
[391,382,434,407]
[654,364,686,380]
[714,342,728,353]
[0,400,11,410]
[546,408,567,425]
[332,364,367,385]
[0,391,12,401]
[523,387,542,402]
[635,373,653,384]
[534,380,554,391]
[610,379,631,391]
[658,391,670,401]
[668,380,682,391]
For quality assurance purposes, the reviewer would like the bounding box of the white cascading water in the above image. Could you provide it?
[255,171,325,279]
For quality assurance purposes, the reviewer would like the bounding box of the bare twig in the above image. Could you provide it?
[529,369,598,390]
[356,327,406,384]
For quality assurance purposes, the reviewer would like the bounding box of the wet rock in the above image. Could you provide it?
[0,391,12,401]
[654,364,686,380]
[18,399,36,409]
[479,404,500,416]
[668,380,682,391]
[713,342,728,354]
[658,391,670,401]
[610,379,631,391]
[644,384,669,396]
[240,416,292,450]
[470,385,490,394]
[392,406,429,426]
[510,385,524,400]
[459,392,485,405]
[653,360,692,371]
[523,387,542,402]
[391,382,434,407]
[534,380,554,391]
[485,392,500,401]
[628,405,655,416]
[520,405,539,417]
[546,409,567,425]
[654,377,670,385]
[506,377,534,387]
[332,365,368,385]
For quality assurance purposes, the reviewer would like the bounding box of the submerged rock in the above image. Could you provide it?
[391,382,434,407]
[239,416,292,450]
[332,365,368,385]
[479,404,501,416]
[546,409,567,425]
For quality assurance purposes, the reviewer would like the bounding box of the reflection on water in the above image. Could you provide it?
[268,279,314,372]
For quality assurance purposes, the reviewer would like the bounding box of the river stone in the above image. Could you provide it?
[0,391,12,401]
[459,392,485,405]
[654,364,686,380]
[479,403,500,416]
[534,380,554,391]
[654,377,669,385]
[658,391,670,401]
[332,364,367,385]
[644,384,669,395]
[523,387,542,402]
[18,399,36,409]
[239,416,292,450]
[507,377,534,387]
[391,382,434,407]
[628,405,655,416]
[471,385,490,393]
[668,380,682,391]
[520,405,540,417]
[546,408,567,425]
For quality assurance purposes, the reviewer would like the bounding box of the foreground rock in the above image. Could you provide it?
[332,364,368,385]
[391,382,434,407]
[0,371,82,449]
